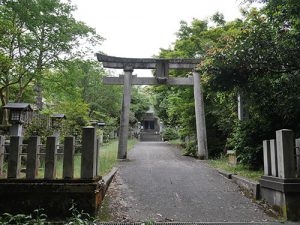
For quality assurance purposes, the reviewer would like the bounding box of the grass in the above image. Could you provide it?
[168,139,183,145]
[99,138,137,176]
[209,155,263,181]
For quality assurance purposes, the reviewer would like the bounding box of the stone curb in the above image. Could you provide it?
[217,169,260,200]
[217,169,234,179]
[102,167,119,193]
[231,174,260,200]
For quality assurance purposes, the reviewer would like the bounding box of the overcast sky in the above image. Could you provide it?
[71,0,250,76]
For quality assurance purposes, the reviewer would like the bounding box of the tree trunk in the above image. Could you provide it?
[1,86,10,125]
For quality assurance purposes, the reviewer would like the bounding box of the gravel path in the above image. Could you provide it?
[101,142,276,223]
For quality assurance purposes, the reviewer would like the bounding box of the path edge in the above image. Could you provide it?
[103,167,119,193]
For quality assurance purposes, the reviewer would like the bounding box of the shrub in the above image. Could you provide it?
[162,127,179,141]
[183,140,197,157]
[227,120,266,169]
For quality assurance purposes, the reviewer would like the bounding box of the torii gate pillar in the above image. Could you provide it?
[118,66,133,159]
[193,71,208,159]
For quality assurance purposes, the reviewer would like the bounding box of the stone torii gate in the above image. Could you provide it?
[96,53,208,159]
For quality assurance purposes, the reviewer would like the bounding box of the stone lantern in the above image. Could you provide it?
[50,114,66,143]
[50,114,66,131]
[3,103,33,136]
[50,114,66,157]
[97,122,106,127]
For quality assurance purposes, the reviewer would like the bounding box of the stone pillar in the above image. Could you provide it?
[7,136,22,178]
[237,93,244,121]
[63,136,75,179]
[0,136,4,176]
[26,136,41,179]
[44,136,57,179]
[193,71,208,159]
[263,140,272,175]
[159,121,163,133]
[96,138,100,176]
[81,126,97,179]
[9,124,22,136]
[295,138,300,177]
[270,139,278,177]
[276,129,295,178]
[118,66,133,159]
[237,91,249,121]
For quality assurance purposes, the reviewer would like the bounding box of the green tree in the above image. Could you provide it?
[41,59,122,138]
[0,0,102,124]
[199,3,300,166]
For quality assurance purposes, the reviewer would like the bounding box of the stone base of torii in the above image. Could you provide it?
[96,54,208,159]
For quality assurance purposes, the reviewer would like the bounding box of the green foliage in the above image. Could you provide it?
[226,121,265,168]
[162,127,179,141]
[41,59,122,140]
[142,218,155,225]
[23,116,53,143]
[0,0,102,114]
[209,155,263,181]
[130,87,150,124]
[66,202,96,225]
[0,209,47,225]
[183,140,197,157]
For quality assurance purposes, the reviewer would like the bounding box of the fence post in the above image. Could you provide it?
[276,129,295,178]
[270,139,278,177]
[7,136,22,178]
[263,140,272,176]
[26,136,41,179]
[96,138,100,176]
[295,138,300,177]
[0,136,4,176]
[81,126,97,179]
[63,136,75,179]
[44,136,57,179]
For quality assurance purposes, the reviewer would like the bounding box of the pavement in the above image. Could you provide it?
[102,141,276,223]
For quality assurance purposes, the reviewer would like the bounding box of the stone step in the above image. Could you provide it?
[140,132,162,142]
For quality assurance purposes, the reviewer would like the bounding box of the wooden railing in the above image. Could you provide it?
[0,126,99,179]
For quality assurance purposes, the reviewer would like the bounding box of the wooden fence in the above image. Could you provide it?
[0,126,99,180]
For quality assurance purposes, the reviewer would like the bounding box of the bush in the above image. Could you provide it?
[183,140,197,157]
[162,127,179,141]
[227,120,267,169]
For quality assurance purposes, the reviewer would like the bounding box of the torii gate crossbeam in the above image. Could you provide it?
[96,53,208,159]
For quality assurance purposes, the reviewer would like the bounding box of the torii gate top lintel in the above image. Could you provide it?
[96,53,201,85]
[96,53,200,70]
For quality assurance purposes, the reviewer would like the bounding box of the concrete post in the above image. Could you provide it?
[63,136,75,179]
[44,136,57,179]
[270,139,278,177]
[295,138,300,177]
[118,66,133,159]
[237,91,248,121]
[96,138,100,176]
[193,71,208,159]
[26,136,41,179]
[276,129,295,178]
[7,136,22,178]
[0,136,4,176]
[263,140,272,176]
[9,124,22,136]
[81,126,97,179]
